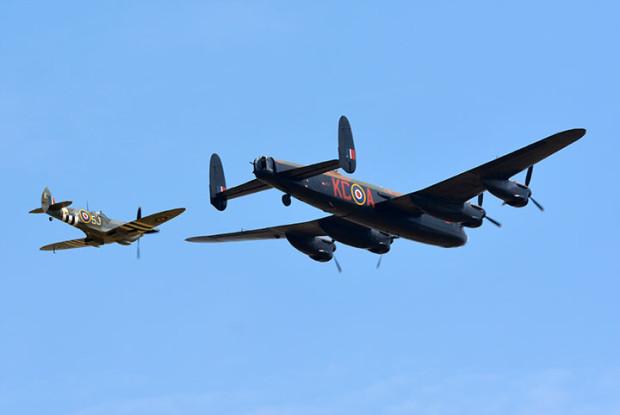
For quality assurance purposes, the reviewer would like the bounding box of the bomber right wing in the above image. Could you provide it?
[380,128,586,212]
[186,217,328,243]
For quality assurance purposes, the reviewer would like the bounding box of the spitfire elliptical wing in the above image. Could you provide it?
[40,238,100,251]
[106,208,185,237]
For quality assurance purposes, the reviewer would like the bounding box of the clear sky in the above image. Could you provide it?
[2,1,619,414]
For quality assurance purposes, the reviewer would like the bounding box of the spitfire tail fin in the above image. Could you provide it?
[209,153,228,211]
[41,187,54,212]
[29,187,72,214]
[29,187,54,213]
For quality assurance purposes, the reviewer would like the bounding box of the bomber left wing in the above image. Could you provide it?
[381,128,585,211]
[186,217,328,243]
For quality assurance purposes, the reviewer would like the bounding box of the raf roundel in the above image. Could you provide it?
[79,209,92,224]
[351,183,366,206]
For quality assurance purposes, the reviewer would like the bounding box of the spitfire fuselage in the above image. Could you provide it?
[46,207,136,245]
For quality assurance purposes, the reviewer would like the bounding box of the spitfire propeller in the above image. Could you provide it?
[136,206,160,260]
[137,207,142,259]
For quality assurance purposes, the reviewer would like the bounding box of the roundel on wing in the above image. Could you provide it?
[79,209,92,224]
[351,183,366,206]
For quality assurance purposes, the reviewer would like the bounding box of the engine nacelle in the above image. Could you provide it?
[409,194,485,228]
[482,178,531,207]
[318,218,393,254]
[285,232,336,262]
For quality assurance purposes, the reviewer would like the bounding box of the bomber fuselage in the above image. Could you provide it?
[252,156,467,248]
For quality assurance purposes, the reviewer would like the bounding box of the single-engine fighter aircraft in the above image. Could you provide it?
[30,187,185,257]
[187,116,585,267]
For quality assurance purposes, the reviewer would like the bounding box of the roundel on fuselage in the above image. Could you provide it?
[79,209,92,224]
[351,183,366,206]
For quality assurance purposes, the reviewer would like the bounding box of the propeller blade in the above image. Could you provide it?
[137,237,141,260]
[485,216,502,227]
[333,255,342,273]
[376,254,383,269]
[477,193,483,206]
[137,206,142,220]
[530,197,544,211]
[525,166,533,187]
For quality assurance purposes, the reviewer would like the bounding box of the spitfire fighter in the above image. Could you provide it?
[30,187,185,256]
[187,116,585,266]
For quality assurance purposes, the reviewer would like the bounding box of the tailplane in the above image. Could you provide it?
[29,187,72,214]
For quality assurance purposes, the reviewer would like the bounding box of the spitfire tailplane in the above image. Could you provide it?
[29,187,71,213]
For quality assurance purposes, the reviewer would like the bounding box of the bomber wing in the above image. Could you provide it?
[186,217,327,243]
[381,128,585,211]
[106,208,185,238]
[40,238,100,251]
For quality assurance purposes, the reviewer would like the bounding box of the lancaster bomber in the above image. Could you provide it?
[30,187,185,257]
[187,117,585,267]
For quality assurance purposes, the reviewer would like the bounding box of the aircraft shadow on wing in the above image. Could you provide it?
[30,187,185,258]
[187,116,586,269]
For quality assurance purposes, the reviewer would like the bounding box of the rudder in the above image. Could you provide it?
[209,153,228,211]
[338,116,356,174]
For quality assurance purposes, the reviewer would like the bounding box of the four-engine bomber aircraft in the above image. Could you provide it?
[30,187,185,257]
[187,116,585,265]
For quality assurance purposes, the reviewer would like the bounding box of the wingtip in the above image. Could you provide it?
[186,236,214,243]
[567,128,586,138]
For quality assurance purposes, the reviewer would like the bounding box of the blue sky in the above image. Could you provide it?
[2,1,619,414]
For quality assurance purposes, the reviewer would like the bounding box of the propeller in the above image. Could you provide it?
[136,206,142,260]
[376,254,383,270]
[333,255,342,273]
[476,193,502,227]
[484,215,502,227]
[525,166,544,211]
